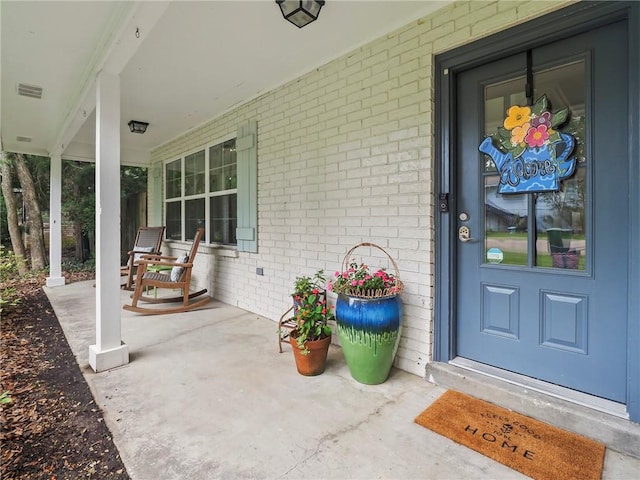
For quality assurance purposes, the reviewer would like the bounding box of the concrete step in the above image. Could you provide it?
[425,361,640,459]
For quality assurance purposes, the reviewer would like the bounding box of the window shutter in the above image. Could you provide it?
[151,164,163,227]
[236,120,257,252]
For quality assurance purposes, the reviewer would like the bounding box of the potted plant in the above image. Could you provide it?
[292,269,326,303]
[289,270,335,376]
[328,243,404,385]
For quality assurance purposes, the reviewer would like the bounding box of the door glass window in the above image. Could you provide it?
[484,77,528,266]
[533,62,586,270]
[482,60,586,270]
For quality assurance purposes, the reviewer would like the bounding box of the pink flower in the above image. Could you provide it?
[327,282,333,291]
[358,279,365,286]
[350,280,357,287]
[525,125,549,148]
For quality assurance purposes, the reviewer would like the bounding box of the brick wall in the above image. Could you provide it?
[151,0,572,377]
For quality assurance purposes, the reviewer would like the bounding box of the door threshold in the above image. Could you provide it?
[449,357,628,419]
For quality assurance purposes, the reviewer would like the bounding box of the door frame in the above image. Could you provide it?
[433,1,640,421]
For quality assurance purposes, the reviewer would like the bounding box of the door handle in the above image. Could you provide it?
[458,226,475,243]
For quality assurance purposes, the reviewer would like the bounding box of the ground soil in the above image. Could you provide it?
[1,271,130,480]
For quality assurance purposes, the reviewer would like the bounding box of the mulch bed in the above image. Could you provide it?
[1,272,130,480]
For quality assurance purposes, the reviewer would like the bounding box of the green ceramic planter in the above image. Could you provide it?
[336,294,402,385]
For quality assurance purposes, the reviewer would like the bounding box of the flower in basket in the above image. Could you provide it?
[328,260,403,299]
[291,289,334,355]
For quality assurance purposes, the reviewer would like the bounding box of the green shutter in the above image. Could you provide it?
[236,121,257,252]
[151,164,163,226]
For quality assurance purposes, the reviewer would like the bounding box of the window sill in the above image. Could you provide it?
[206,244,239,258]
[163,240,239,258]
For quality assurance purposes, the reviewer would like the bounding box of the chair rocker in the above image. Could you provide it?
[123,228,210,315]
[121,226,166,290]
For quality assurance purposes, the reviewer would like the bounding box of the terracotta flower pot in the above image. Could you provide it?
[290,334,331,376]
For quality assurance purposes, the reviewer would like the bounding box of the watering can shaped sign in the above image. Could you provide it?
[479,95,577,194]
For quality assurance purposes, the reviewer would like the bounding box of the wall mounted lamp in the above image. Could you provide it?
[128,120,149,134]
[276,0,325,28]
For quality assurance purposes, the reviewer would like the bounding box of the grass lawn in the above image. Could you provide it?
[492,251,584,269]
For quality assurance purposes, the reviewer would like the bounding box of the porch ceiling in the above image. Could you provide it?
[1,0,450,166]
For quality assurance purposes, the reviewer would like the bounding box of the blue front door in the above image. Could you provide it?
[455,21,628,402]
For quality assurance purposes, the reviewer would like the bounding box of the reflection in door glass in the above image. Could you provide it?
[534,62,586,270]
[536,168,586,269]
[484,176,528,266]
[482,61,586,270]
[484,76,528,265]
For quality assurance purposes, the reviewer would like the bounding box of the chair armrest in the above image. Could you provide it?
[139,254,177,262]
[137,259,192,268]
[128,248,161,255]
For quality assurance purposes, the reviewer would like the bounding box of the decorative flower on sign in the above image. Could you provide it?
[495,95,569,159]
[504,105,531,130]
[479,94,576,194]
[525,124,550,148]
[328,260,402,299]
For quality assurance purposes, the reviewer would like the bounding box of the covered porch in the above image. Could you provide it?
[44,280,640,477]
[1,0,455,372]
[4,0,640,444]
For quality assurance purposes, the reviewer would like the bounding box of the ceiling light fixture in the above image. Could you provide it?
[276,0,325,28]
[128,120,149,134]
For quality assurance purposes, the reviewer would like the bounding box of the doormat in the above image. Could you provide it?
[414,390,605,480]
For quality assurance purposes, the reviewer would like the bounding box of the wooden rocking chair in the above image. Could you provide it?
[121,226,166,290]
[123,228,210,315]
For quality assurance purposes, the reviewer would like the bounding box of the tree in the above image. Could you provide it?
[120,166,148,262]
[61,162,148,263]
[0,152,27,274]
[62,160,95,262]
[2,154,148,267]
[13,153,47,270]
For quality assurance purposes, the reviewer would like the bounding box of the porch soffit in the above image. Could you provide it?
[1,1,451,165]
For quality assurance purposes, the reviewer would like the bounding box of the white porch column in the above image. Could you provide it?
[89,71,129,372]
[46,153,65,287]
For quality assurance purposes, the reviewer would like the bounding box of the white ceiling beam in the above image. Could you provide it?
[49,1,171,159]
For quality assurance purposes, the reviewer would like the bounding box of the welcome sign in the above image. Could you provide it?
[479,95,577,194]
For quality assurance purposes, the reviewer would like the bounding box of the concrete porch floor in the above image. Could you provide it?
[44,280,640,479]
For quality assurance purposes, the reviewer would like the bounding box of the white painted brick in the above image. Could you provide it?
[149,0,568,382]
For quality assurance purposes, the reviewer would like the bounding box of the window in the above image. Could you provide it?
[163,120,257,252]
[165,138,237,245]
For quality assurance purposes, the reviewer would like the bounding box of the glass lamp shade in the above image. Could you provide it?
[276,0,325,28]
[128,120,149,134]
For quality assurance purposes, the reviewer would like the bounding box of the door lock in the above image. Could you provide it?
[458,226,474,243]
